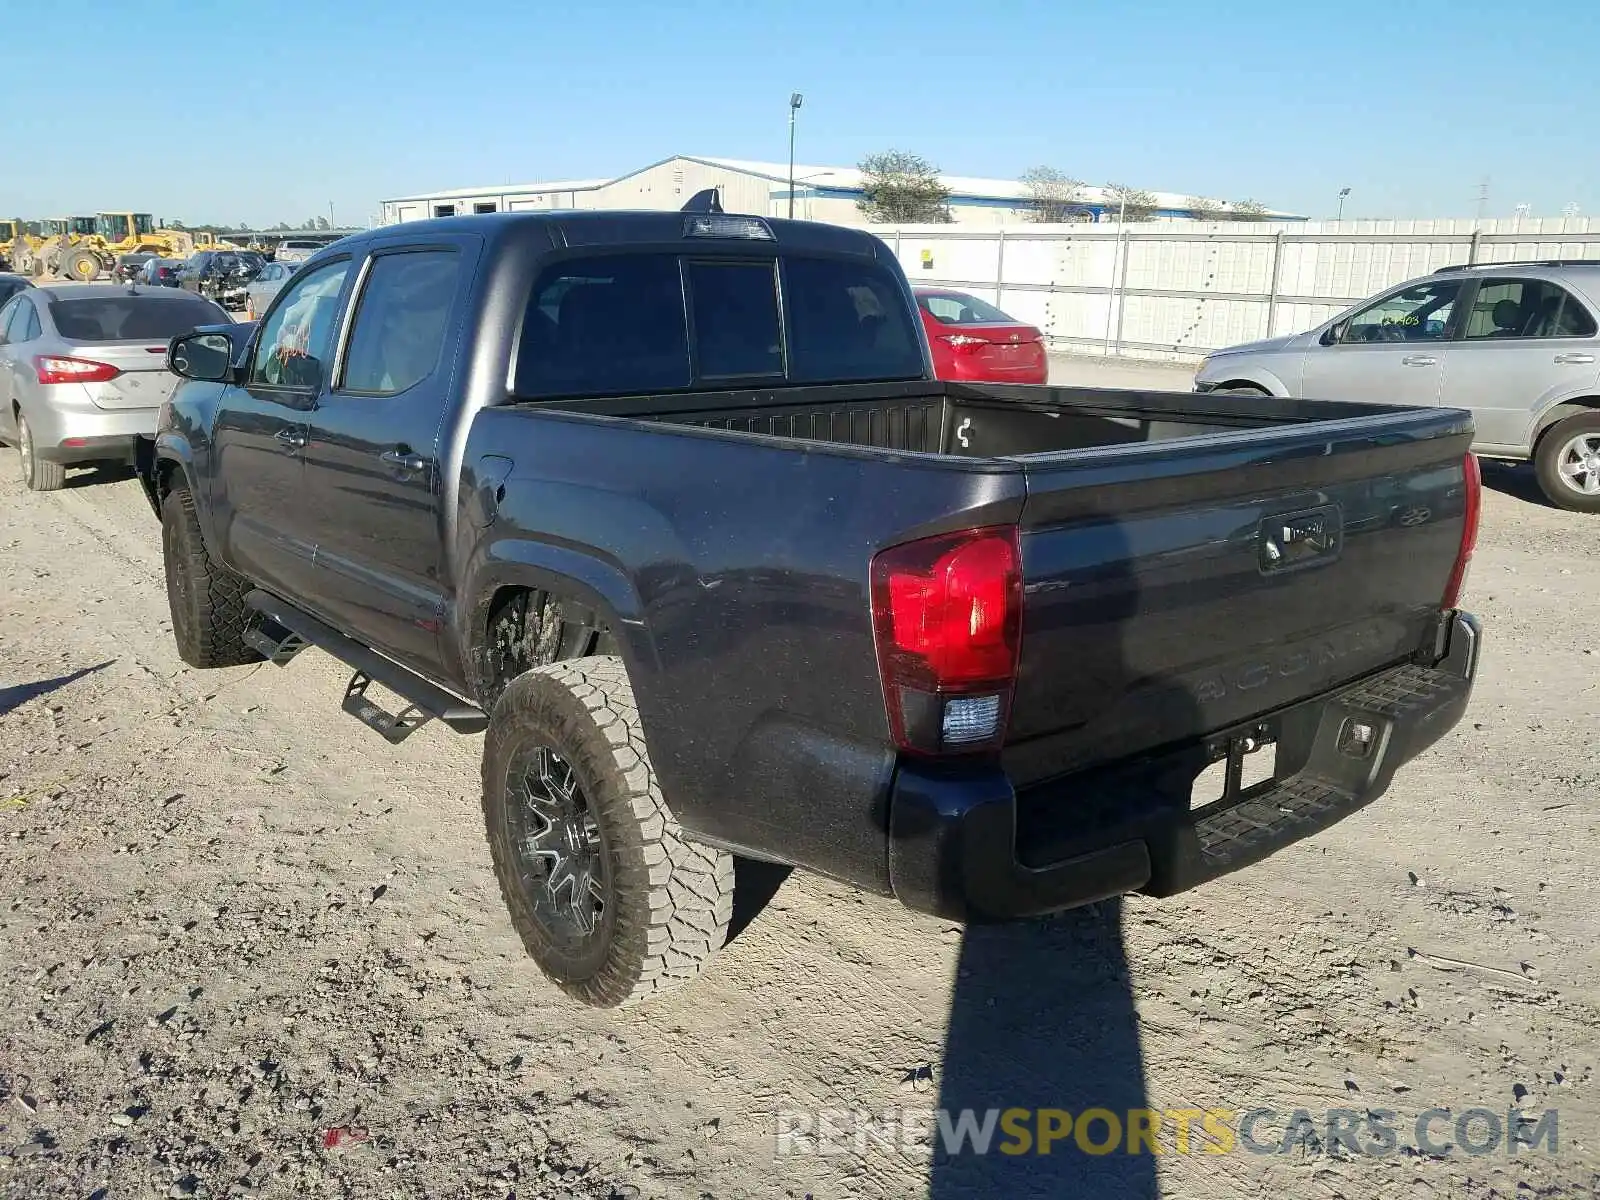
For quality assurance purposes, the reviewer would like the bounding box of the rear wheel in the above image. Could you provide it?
[161,486,261,667]
[16,413,64,492]
[1534,412,1600,513]
[482,657,734,1008]
[1213,383,1270,397]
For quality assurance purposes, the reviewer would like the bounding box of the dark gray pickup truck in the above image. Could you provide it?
[139,207,1483,1008]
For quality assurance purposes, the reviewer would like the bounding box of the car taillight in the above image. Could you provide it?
[34,355,120,385]
[938,334,987,351]
[1442,452,1481,609]
[870,526,1022,755]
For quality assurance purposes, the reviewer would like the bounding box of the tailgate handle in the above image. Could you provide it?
[1259,504,1343,575]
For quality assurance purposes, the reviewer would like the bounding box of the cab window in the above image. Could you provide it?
[339,251,461,395]
[1339,281,1460,344]
[247,259,350,389]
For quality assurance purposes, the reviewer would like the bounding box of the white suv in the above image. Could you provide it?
[1194,261,1600,512]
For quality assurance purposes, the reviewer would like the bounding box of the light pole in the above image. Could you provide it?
[787,92,804,219]
[328,201,335,230]
[1336,187,1350,221]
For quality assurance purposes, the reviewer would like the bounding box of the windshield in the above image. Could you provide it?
[134,214,155,235]
[70,217,96,236]
[49,296,227,342]
[917,291,1020,325]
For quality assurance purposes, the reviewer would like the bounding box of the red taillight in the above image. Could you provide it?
[34,355,120,385]
[938,334,987,352]
[870,526,1022,755]
[1442,452,1481,610]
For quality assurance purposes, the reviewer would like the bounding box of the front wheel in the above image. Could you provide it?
[64,248,100,282]
[482,657,734,1008]
[1534,412,1600,513]
[161,486,261,667]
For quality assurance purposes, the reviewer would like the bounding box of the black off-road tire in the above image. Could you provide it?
[1534,411,1600,513]
[161,486,260,668]
[482,657,735,1008]
[16,413,65,491]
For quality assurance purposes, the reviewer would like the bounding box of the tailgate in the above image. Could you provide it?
[1003,409,1475,787]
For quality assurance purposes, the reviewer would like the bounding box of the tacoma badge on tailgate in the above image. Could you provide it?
[1259,504,1342,574]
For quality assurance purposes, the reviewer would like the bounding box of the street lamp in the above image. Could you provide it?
[1336,187,1351,221]
[788,92,804,219]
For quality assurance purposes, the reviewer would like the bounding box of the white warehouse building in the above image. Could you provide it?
[380,155,1303,228]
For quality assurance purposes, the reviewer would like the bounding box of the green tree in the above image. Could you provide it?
[857,151,953,223]
[1103,183,1158,223]
[1021,167,1093,222]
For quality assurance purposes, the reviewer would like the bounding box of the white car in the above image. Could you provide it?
[244,261,296,315]
[1194,260,1600,512]
[274,239,325,264]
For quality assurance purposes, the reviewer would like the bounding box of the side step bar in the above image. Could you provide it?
[244,590,487,742]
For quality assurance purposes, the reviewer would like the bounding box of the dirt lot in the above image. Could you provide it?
[1,434,1597,1198]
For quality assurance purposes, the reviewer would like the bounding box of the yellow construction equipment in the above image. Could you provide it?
[10,217,96,279]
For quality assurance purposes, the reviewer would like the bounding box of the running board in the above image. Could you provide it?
[244,590,488,740]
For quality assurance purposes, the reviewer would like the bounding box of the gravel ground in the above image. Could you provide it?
[0,430,1597,1198]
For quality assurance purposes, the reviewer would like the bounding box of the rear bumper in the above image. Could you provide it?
[23,396,159,463]
[887,610,1480,921]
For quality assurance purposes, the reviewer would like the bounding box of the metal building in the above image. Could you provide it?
[379,155,1303,227]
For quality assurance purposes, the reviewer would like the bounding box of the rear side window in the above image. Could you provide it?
[515,252,924,398]
[340,251,461,395]
[783,257,923,383]
[1462,279,1598,340]
[516,255,691,398]
[48,296,226,341]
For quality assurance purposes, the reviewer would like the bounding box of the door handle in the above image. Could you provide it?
[1554,353,1596,365]
[274,427,306,450]
[1400,355,1438,366]
[380,448,429,473]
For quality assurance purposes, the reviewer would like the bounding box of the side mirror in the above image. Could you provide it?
[168,331,235,382]
[1320,322,1347,346]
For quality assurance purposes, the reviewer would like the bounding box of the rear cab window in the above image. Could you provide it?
[513,251,923,399]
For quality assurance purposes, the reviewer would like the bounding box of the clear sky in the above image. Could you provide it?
[3,0,1595,227]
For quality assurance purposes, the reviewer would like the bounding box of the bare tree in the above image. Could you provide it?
[1232,199,1270,221]
[857,151,953,223]
[1103,183,1159,222]
[1186,196,1229,221]
[1020,166,1093,223]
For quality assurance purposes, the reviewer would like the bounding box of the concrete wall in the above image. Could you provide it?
[882,217,1600,360]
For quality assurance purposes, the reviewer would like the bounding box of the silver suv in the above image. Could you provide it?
[1194,260,1600,511]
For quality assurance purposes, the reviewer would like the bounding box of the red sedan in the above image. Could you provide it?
[914,288,1048,384]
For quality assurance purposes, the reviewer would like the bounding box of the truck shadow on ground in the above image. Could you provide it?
[933,903,1157,1198]
[930,510,1183,1199]
[0,661,114,717]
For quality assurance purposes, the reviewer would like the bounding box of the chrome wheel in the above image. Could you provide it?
[508,746,607,944]
[1556,432,1600,497]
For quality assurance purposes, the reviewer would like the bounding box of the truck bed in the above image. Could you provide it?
[528,379,1403,460]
